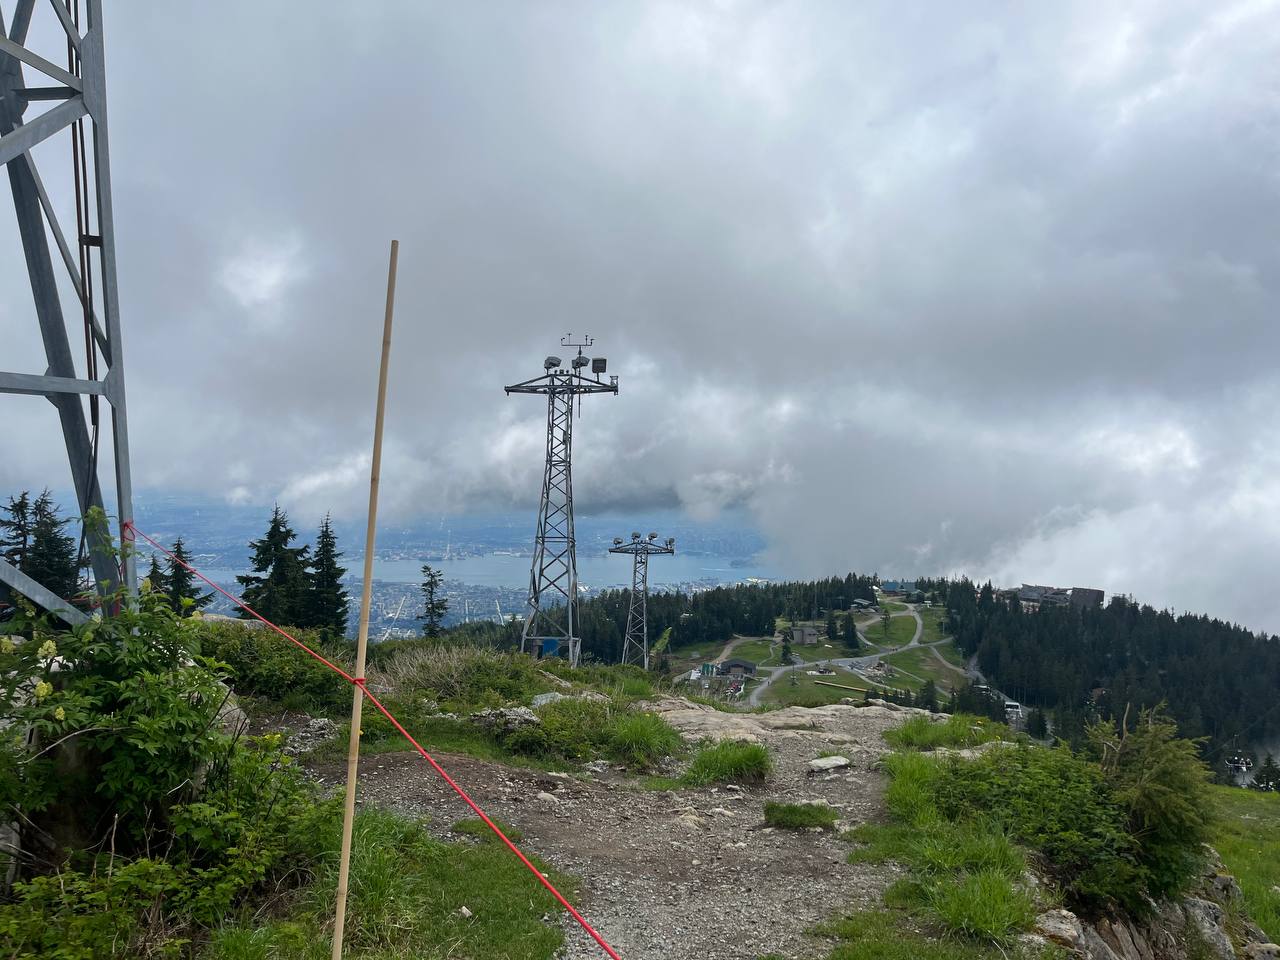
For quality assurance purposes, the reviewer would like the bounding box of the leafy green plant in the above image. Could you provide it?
[1087,706,1213,899]
[195,619,348,713]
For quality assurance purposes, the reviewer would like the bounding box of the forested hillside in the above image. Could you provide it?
[941,578,1280,756]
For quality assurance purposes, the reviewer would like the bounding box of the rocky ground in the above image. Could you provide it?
[306,699,923,960]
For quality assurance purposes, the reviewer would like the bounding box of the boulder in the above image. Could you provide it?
[1243,945,1280,960]
[808,755,851,774]
[1183,898,1237,960]
[1035,909,1086,949]
[471,706,539,735]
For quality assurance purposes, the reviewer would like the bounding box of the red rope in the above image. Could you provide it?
[123,521,622,960]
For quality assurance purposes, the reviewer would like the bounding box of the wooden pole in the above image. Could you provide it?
[331,239,399,960]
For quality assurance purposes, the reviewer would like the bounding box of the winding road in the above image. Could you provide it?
[747,606,949,705]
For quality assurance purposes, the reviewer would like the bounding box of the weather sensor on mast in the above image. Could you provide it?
[505,335,619,666]
[609,532,675,669]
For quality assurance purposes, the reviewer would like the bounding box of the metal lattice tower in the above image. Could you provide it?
[608,531,674,669]
[0,0,135,626]
[505,336,618,666]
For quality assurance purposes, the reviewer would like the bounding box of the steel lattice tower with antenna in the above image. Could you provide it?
[0,0,136,626]
[609,531,674,669]
[505,336,618,666]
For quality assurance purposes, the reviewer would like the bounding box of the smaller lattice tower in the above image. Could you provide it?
[505,336,618,666]
[608,532,675,669]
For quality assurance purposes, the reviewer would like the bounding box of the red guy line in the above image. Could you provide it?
[122,521,622,960]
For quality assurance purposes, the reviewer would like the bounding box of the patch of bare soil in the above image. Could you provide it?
[306,700,930,960]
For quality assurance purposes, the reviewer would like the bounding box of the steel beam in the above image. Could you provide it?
[0,558,88,627]
[0,371,106,396]
[0,0,133,613]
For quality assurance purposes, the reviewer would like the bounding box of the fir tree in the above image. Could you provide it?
[919,679,939,713]
[166,538,212,616]
[1026,707,1049,739]
[419,564,448,638]
[306,515,349,636]
[144,555,169,597]
[24,491,79,599]
[0,491,33,566]
[825,609,838,644]
[842,611,860,652]
[237,506,311,626]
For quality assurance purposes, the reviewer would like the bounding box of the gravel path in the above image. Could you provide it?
[307,700,927,960]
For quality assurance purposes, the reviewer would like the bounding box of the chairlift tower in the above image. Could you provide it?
[609,531,675,669]
[505,336,618,666]
[0,0,135,626]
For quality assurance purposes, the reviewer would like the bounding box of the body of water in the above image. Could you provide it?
[201,551,777,591]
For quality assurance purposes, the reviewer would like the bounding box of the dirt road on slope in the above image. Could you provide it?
[310,701,928,960]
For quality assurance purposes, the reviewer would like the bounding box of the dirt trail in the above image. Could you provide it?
[310,700,927,960]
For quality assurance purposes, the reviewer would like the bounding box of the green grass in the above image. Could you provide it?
[605,711,684,769]
[728,638,777,663]
[873,615,917,648]
[883,714,1007,752]
[813,909,1051,960]
[919,607,950,644]
[1209,785,1280,941]
[762,667,875,708]
[763,801,839,830]
[879,646,962,693]
[204,808,575,960]
[879,600,909,613]
[920,870,1037,941]
[683,740,772,786]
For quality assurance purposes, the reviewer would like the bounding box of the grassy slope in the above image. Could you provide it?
[870,615,917,649]
[1209,785,1280,941]
[880,645,965,694]
[763,666,878,707]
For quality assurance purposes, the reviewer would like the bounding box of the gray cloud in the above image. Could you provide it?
[3,1,1280,630]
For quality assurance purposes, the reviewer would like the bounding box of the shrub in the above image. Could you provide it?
[376,643,549,710]
[882,750,944,827]
[683,740,772,786]
[884,714,1007,752]
[930,743,1143,910]
[764,801,839,830]
[196,619,348,712]
[1087,707,1213,899]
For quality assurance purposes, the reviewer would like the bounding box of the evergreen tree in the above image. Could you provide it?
[166,538,212,616]
[305,515,349,636]
[419,563,448,638]
[237,506,311,626]
[0,491,33,566]
[919,679,939,713]
[842,612,860,652]
[24,491,79,599]
[825,610,838,644]
[144,555,169,597]
[1252,754,1280,793]
[781,628,794,665]
[1026,707,1049,739]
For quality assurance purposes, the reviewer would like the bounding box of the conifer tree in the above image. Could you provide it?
[145,555,169,597]
[842,611,860,652]
[237,506,311,626]
[919,679,939,712]
[1026,707,1049,740]
[0,491,33,567]
[24,491,79,599]
[166,538,212,616]
[419,564,448,639]
[306,515,349,637]
[825,609,838,644]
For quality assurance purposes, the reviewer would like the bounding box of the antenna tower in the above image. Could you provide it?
[505,335,618,666]
[0,0,135,625]
[608,531,675,669]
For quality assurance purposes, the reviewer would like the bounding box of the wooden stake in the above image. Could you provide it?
[332,239,399,960]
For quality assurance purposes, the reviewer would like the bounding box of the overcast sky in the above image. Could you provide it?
[3,1,1279,632]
